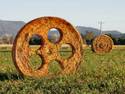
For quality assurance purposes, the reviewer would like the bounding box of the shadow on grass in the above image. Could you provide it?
[0,73,23,81]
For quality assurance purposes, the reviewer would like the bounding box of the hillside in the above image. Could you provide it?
[76,26,122,38]
[76,26,100,37]
[0,20,25,37]
[0,20,123,39]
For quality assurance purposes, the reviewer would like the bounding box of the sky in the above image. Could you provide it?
[0,0,125,32]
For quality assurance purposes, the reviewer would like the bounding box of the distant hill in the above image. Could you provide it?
[76,26,123,38]
[102,30,122,38]
[0,20,123,39]
[76,26,100,37]
[0,20,25,37]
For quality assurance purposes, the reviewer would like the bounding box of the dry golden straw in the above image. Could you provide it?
[92,35,113,54]
[12,17,83,77]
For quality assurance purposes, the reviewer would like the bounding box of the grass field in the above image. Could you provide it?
[0,46,125,94]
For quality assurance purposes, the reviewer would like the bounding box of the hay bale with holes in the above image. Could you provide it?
[12,16,83,77]
[92,34,114,53]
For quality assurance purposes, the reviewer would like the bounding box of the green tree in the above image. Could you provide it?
[84,31,94,44]
[105,34,117,45]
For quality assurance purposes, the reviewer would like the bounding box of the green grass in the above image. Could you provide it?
[0,46,125,93]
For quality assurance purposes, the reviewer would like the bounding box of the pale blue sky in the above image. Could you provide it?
[0,0,125,32]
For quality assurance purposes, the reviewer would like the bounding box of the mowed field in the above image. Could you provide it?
[0,45,125,94]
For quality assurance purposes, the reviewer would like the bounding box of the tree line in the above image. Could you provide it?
[0,34,14,44]
[0,32,125,45]
[81,32,125,45]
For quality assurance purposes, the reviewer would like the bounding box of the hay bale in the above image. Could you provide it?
[92,35,114,53]
[12,17,83,77]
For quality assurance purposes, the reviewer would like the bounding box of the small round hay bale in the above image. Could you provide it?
[92,35,114,53]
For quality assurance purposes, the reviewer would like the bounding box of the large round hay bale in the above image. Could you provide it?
[12,16,83,77]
